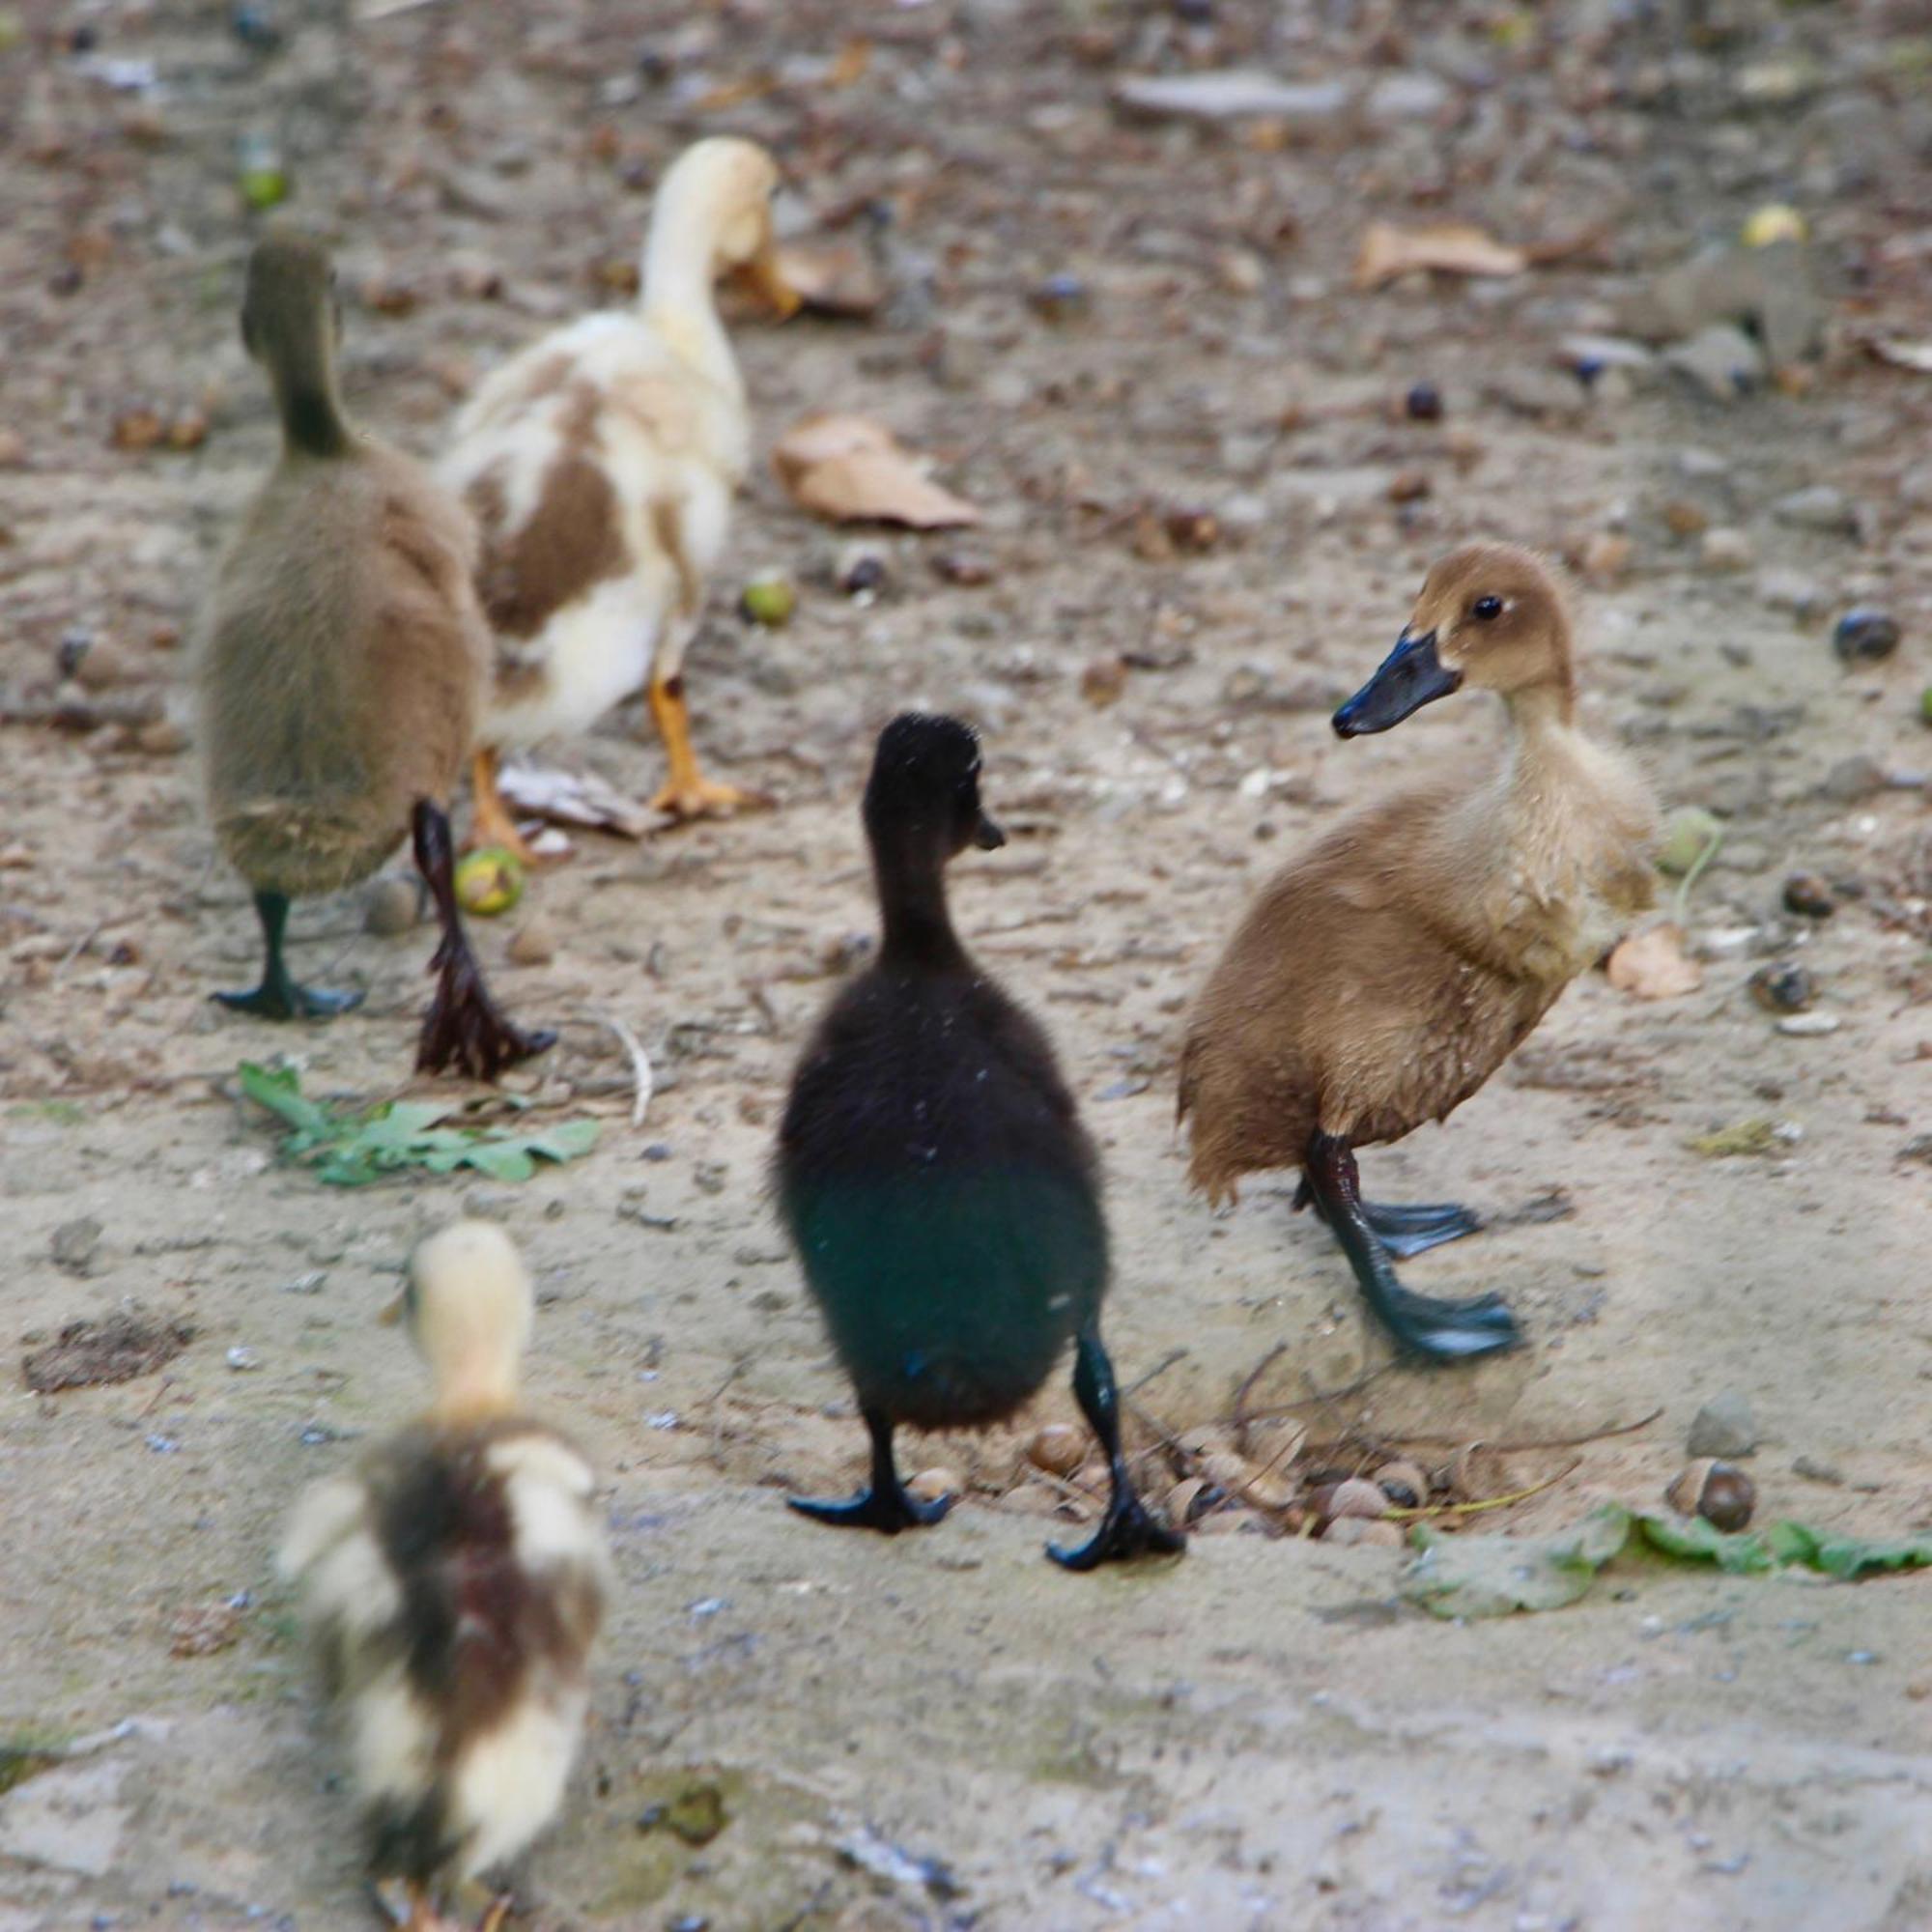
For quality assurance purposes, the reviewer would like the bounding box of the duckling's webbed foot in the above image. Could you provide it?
[1303,1133,1521,1363]
[412,801,555,1081]
[1293,1179,1481,1260]
[1047,1334,1185,1573]
[788,1407,952,1534]
[213,890,365,1020]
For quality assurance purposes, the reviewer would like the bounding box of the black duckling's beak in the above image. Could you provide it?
[1332,629,1463,738]
[973,810,1007,851]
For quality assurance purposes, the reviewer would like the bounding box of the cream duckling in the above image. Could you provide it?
[1179,545,1658,1362]
[197,232,550,1079]
[438,136,798,858]
[278,1221,608,1932]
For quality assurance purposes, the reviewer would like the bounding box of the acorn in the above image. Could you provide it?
[1310,1476,1389,1522]
[1666,1458,1756,1532]
[1657,805,1722,876]
[1748,959,1814,1014]
[739,570,796,627]
[1374,1460,1429,1510]
[1321,1516,1404,1548]
[905,1466,956,1505]
[1781,872,1834,920]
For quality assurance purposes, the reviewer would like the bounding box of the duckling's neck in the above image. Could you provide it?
[872,842,967,971]
[261,307,352,459]
[429,1357,520,1423]
[640,214,743,396]
[1503,679,1577,735]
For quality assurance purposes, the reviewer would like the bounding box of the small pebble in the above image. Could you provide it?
[363,875,420,936]
[226,1346,261,1372]
[1699,527,1753,572]
[1781,872,1834,919]
[506,912,557,967]
[1080,656,1128,707]
[1748,959,1814,1013]
[1772,483,1857,533]
[1792,1454,1844,1485]
[1028,1423,1085,1477]
[51,1216,102,1274]
[1833,608,1900,665]
[836,546,889,598]
[905,1466,955,1505]
[1028,273,1090,324]
[932,548,993,586]
[1404,381,1443,421]
[1820,753,1886,804]
[1776,1010,1840,1037]
[1688,1391,1758,1459]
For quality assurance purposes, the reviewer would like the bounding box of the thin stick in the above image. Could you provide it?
[1224,1363,1393,1431]
[1229,1342,1290,1446]
[600,1014,653,1127]
[1385,1406,1664,1453]
[1123,1347,1187,1399]
[1384,1460,1582,1520]
[1671,824,1723,925]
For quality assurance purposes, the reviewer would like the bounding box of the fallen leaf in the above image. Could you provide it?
[170,1601,243,1658]
[1401,1504,1631,1619]
[1354,220,1527,291]
[1864,336,1932,376]
[773,239,884,319]
[494,760,661,838]
[1606,922,1704,1000]
[1634,1512,1777,1576]
[23,1311,193,1392]
[1764,1520,1932,1579]
[773,412,980,528]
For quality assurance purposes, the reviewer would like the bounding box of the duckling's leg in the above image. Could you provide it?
[474,1895,512,1932]
[787,1406,952,1533]
[1047,1333,1186,1572]
[467,747,540,867]
[1302,1132,1520,1362]
[645,671,772,822]
[1293,1179,1481,1260]
[411,801,556,1081]
[213,889,364,1020]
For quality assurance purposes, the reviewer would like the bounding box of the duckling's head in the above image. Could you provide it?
[864,713,1006,866]
[1335,544,1575,737]
[404,1219,533,1417]
[649,136,798,317]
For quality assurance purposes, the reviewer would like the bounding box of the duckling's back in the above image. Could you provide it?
[198,442,486,897]
[278,1414,607,1888]
[776,965,1107,1430]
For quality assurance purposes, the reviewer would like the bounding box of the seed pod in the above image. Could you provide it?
[1027,1423,1084,1478]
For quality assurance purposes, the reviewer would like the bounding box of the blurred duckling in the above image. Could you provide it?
[197,232,550,1080]
[775,714,1183,1571]
[1179,545,1657,1362]
[438,137,798,858]
[278,1221,608,1932]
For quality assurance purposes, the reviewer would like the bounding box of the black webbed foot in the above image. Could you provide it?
[1293,1178,1482,1259]
[1046,1332,1186,1574]
[787,1407,948,1537]
[1049,1492,1186,1572]
[1303,1133,1521,1365]
[213,889,364,1022]
[213,979,363,1020]
[787,1486,952,1534]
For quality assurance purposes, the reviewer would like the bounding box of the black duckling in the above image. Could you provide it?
[278,1221,609,1932]
[196,231,550,1079]
[1179,545,1658,1361]
[774,713,1183,1572]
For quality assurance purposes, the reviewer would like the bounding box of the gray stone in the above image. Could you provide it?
[1688,1391,1759,1459]
[1756,569,1831,619]
[1773,484,1858,533]
[1365,72,1452,122]
[1793,1454,1845,1484]
[50,1216,101,1275]
[1700,527,1754,572]
[1662,324,1766,401]
[1820,753,1886,804]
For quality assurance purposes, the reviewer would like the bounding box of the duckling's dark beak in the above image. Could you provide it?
[973,811,1007,851]
[1332,629,1463,738]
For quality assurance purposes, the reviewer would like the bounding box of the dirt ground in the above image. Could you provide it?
[4,1,1931,1927]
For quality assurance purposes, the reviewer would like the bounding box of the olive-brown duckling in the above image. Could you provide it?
[775,714,1183,1571]
[278,1221,608,1932]
[437,136,797,857]
[197,231,550,1079]
[1179,545,1658,1361]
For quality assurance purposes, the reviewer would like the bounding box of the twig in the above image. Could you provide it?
[600,1014,654,1127]
[1383,1406,1664,1453]
[1671,824,1723,924]
[1384,1459,1582,1520]
[1122,1347,1186,1399]
[1229,1341,1290,1447]
[1224,1363,1393,1432]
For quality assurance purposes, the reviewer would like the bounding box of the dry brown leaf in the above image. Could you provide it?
[1354,220,1527,290]
[773,239,884,319]
[1606,922,1704,1000]
[773,412,980,528]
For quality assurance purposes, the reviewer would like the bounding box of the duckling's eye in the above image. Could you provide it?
[1471,595,1504,621]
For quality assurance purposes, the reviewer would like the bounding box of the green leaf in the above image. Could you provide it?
[1634,1512,1778,1576]
[1767,1520,1932,1580]
[238,1061,332,1142]
[1400,1504,1632,1619]
[459,1142,538,1182]
[526,1119,600,1162]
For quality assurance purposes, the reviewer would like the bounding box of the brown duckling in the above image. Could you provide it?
[1179,545,1657,1361]
[278,1221,608,1932]
[775,714,1183,1571]
[196,231,550,1079]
